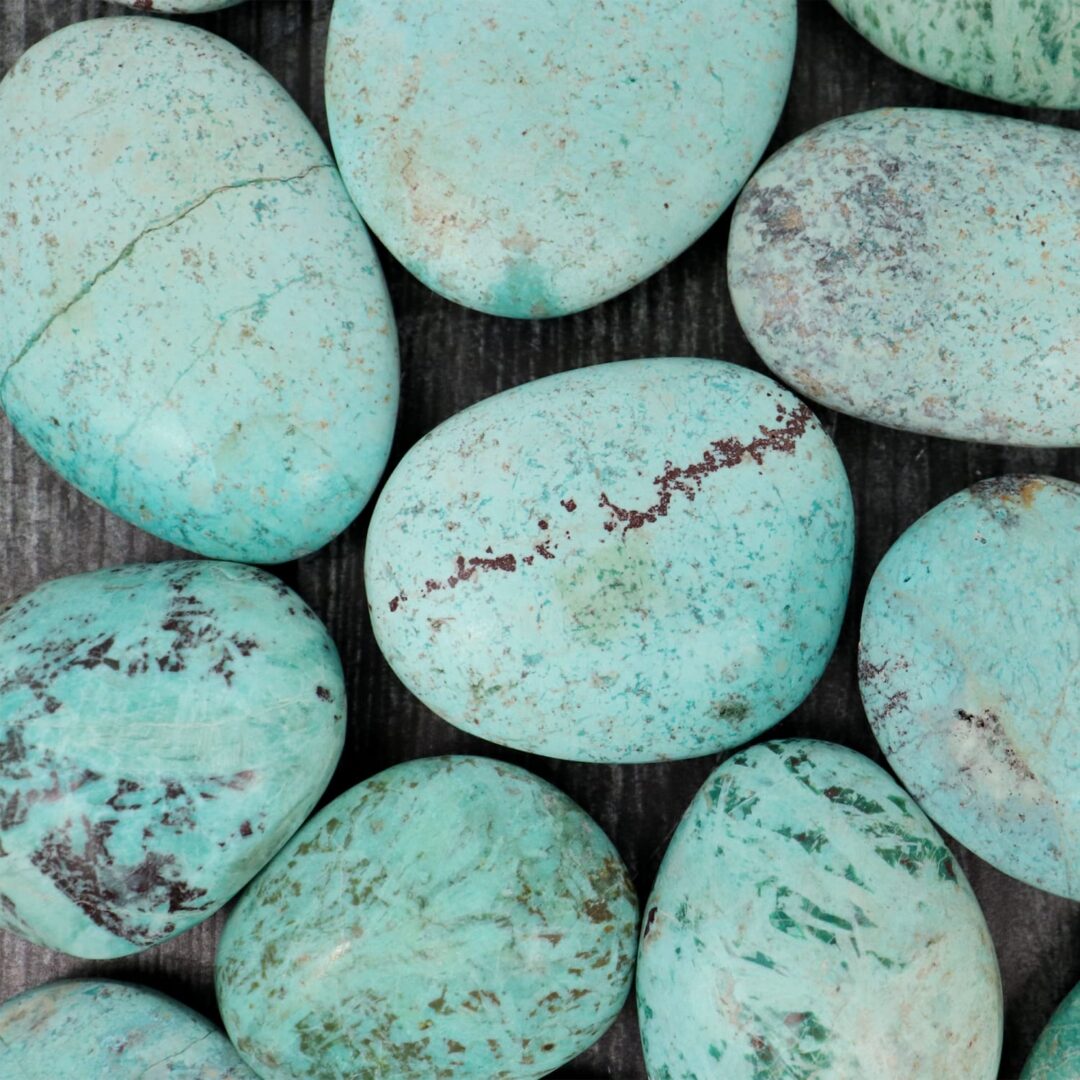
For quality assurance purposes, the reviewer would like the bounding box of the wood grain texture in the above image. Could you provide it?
[1,2,1077,1077]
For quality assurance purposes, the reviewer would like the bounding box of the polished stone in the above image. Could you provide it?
[365,358,854,763]
[0,560,345,958]
[860,476,1080,899]
[1023,980,1080,1080]
[325,0,795,317]
[0,17,398,562]
[216,756,637,1079]
[0,979,254,1079]
[729,108,1080,446]
[637,739,1003,1079]
[829,0,1080,108]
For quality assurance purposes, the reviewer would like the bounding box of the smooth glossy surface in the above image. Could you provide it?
[0,18,398,562]
[637,739,1003,1080]
[829,0,1080,109]
[860,475,1080,899]
[325,0,795,317]
[1023,980,1080,1080]
[0,979,254,1079]
[729,108,1080,446]
[0,560,345,959]
[217,756,638,1079]
[365,358,853,763]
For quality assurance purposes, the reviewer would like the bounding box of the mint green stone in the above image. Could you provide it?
[0,979,254,1079]
[325,0,795,317]
[1023,981,1080,1080]
[860,476,1080,899]
[0,561,344,959]
[0,18,398,563]
[365,359,853,764]
[637,739,1003,1079]
[829,0,1080,108]
[216,756,638,1079]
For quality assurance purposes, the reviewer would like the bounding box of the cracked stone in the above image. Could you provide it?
[0,17,398,563]
[0,979,255,1078]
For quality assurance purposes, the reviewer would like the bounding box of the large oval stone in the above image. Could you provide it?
[829,0,1080,109]
[728,108,1080,446]
[0,979,254,1079]
[114,0,243,10]
[860,475,1080,899]
[0,18,398,563]
[0,560,345,958]
[216,756,637,1079]
[365,358,853,763]
[637,739,1003,1079]
[1023,980,1080,1080]
[325,0,796,317]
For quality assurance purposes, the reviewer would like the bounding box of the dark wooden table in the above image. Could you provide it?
[1,2,1077,1076]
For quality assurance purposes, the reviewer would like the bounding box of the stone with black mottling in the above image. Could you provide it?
[0,978,255,1079]
[0,17,398,563]
[828,0,1080,109]
[860,475,1080,899]
[1023,979,1080,1080]
[365,358,854,763]
[637,738,1003,1080]
[324,0,796,318]
[0,560,345,959]
[216,755,638,1080]
[115,0,243,12]
[728,108,1080,447]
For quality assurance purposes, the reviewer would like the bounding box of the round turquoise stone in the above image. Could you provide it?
[114,0,243,10]
[828,0,1080,109]
[0,561,345,958]
[0,979,254,1078]
[0,18,398,562]
[860,476,1080,899]
[729,108,1080,446]
[216,756,638,1079]
[637,739,1003,1079]
[1023,980,1080,1080]
[325,0,795,317]
[365,358,854,763]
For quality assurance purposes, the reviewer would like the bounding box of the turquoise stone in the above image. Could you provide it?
[0,560,345,958]
[728,108,1080,446]
[1023,980,1080,1080]
[0,979,254,1078]
[860,476,1080,899]
[325,0,795,317]
[0,18,398,563]
[114,0,243,10]
[365,358,853,763]
[216,756,637,1079]
[829,1,1080,109]
[637,739,1003,1079]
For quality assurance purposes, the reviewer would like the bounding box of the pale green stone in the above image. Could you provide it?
[860,476,1080,899]
[216,756,638,1079]
[637,739,1003,1080]
[830,0,1080,109]
[0,979,254,1079]
[364,359,853,763]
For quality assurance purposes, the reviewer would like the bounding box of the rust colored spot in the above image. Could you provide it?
[538,519,549,530]
[315,685,332,702]
[239,821,252,837]
[561,498,577,512]
[643,906,657,937]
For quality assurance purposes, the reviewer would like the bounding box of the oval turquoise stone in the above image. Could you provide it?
[114,0,243,10]
[325,0,795,317]
[829,0,1080,109]
[860,475,1080,899]
[637,739,1003,1079]
[729,108,1080,446]
[0,979,254,1079]
[0,560,345,958]
[216,756,638,1079]
[365,358,854,763]
[0,18,398,563]
[1023,980,1080,1080]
